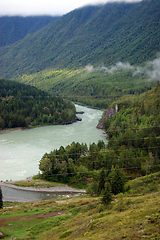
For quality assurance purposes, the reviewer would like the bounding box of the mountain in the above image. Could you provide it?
[0,16,59,47]
[0,0,160,79]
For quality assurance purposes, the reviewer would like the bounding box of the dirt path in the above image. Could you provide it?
[0,210,68,223]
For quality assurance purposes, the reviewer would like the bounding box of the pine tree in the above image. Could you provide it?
[101,182,112,206]
[98,169,105,195]
[0,187,3,209]
[111,164,125,195]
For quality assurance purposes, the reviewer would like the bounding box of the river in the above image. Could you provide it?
[0,105,107,201]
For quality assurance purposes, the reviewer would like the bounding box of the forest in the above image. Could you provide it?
[0,79,76,129]
[38,82,160,189]
[0,0,160,79]
[0,16,58,47]
[18,67,157,110]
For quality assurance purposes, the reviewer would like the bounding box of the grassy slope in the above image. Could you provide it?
[0,172,160,239]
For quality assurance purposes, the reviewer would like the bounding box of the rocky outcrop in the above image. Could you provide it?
[97,104,118,129]
[63,116,82,125]
[76,111,84,114]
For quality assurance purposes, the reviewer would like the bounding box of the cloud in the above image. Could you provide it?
[85,64,94,72]
[85,53,160,81]
[133,53,160,80]
[85,61,134,74]
[0,0,142,16]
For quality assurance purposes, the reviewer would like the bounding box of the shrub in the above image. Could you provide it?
[59,231,72,239]
[87,181,99,196]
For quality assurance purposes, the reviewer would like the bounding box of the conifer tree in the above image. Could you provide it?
[101,182,112,206]
[111,164,125,195]
[98,169,105,195]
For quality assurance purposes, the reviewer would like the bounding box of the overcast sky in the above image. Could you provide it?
[0,0,142,17]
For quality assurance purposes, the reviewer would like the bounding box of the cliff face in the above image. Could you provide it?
[97,104,118,129]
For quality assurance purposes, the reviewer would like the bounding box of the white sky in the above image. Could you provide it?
[0,0,142,17]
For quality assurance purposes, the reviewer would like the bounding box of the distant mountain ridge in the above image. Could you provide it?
[0,0,160,79]
[0,16,59,47]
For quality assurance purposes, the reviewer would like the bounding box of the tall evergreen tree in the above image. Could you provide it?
[101,182,112,206]
[111,165,125,195]
[98,169,105,195]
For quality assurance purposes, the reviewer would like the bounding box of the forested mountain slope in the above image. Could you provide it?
[18,66,157,109]
[0,0,160,79]
[0,79,76,129]
[102,81,160,175]
[0,16,59,47]
[38,83,160,185]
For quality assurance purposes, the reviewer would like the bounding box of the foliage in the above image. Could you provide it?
[38,84,160,189]
[0,0,160,80]
[0,178,160,240]
[110,165,126,195]
[125,171,160,196]
[0,79,76,128]
[101,182,113,206]
[98,170,106,195]
[18,68,156,110]
[39,140,107,185]
[0,16,59,47]
[103,82,160,175]
[59,230,72,239]
[86,181,99,196]
[114,193,125,212]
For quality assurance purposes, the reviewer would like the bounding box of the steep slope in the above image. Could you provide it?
[0,0,160,79]
[0,16,59,47]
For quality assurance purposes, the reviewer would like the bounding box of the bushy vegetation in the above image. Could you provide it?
[103,81,160,175]
[0,172,160,239]
[38,84,160,193]
[0,79,76,129]
[0,0,160,79]
[18,68,156,110]
[39,140,105,186]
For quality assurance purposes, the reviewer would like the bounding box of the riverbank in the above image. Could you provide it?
[0,105,105,183]
[0,127,22,135]
[0,116,82,135]
[0,178,86,194]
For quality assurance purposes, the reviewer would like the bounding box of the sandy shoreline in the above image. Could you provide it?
[0,181,86,194]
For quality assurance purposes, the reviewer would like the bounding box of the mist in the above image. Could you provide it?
[85,53,160,81]
[133,53,160,80]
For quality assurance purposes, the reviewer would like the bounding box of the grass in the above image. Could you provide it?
[11,178,68,189]
[0,172,160,239]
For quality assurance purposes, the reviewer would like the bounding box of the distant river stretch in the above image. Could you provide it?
[0,104,107,181]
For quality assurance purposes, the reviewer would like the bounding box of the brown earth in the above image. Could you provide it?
[0,210,68,224]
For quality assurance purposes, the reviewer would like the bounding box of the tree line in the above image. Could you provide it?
[38,83,160,190]
[103,81,160,176]
[0,79,76,129]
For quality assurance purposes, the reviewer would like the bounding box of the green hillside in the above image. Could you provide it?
[17,62,157,109]
[0,16,59,47]
[0,79,76,129]
[0,172,160,239]
[0,0,160,79]
[34,83,160,188]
